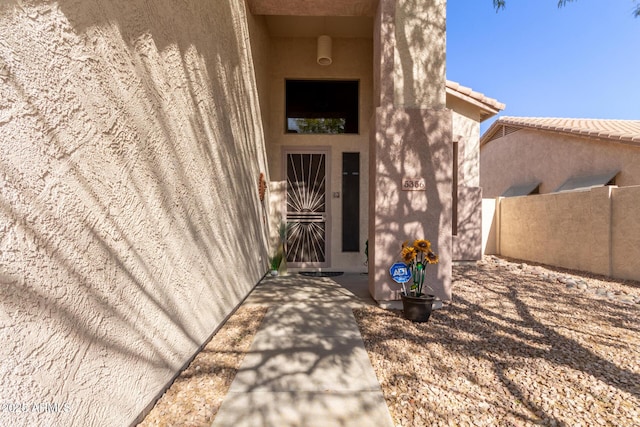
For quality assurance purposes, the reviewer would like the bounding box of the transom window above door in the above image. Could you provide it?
[285,80,359,134]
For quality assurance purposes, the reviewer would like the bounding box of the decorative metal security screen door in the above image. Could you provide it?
[285,151,329,267]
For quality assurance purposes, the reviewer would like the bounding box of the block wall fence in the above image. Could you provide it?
[483,186,640,282]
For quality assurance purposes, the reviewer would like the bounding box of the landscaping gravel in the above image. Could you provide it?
[137,306,267,427]
[138,257,639,426]
[354,256,640,427]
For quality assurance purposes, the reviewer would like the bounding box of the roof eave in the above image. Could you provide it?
[445,81,505,121]
[480,118,640,148]
[480,120,506,147]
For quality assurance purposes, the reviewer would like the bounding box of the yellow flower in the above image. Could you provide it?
[413,239,431,252]
[401,246,417,264]
[426,251,439,264]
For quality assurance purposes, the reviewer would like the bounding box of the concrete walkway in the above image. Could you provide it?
[211,273,395,427]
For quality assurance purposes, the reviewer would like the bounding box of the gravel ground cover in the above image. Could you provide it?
[354,257,640,427]
[137,305,267,427]
[138,257,639,426]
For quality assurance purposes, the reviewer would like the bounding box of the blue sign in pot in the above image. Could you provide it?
[389,262,411,284]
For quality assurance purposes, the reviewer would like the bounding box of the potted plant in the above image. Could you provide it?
[398,239,439,322]
[269,252,282,276]
[268,222,288,276]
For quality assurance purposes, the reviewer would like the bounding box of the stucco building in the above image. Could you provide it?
[480,116,640,284]
[481,117,640,198]
[1,1,499,425]
[446,81,504,260]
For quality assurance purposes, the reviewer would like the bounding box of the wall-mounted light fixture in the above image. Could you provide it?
[317,35,332,66]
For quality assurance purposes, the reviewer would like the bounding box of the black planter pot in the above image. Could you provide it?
[401,292,435,322]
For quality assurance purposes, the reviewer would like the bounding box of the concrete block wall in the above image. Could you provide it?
[483,185,640,282]
[611,186,640,281]
[499,187,610,275]
[0,1,270,426]
[481,198,498,256]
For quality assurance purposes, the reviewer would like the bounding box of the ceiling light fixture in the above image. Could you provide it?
[317,35,332,66]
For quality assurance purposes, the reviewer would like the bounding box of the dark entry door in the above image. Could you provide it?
[285,150,328,267]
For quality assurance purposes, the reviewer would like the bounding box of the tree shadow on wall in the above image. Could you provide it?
[372,0,451,298]
[1,0,271,424]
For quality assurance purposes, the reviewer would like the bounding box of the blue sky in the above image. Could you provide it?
[446,0,640,133]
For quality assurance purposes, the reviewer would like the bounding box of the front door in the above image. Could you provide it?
[285,149,329,268]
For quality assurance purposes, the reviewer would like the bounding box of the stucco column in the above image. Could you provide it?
[369,0,452,303]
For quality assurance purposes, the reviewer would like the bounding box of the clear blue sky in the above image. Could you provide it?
[446,0,640,134]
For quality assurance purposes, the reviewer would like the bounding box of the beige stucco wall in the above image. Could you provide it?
[499,188,610,275]
[611,185,640,281]
[246,12,272,144]
[0,1,270,426]
[449,96,483,260]
[481,128,640,198]
[267,37,373,272]
[449,97,481,188]
[491,186,640,282]
[370,107,453,301]
[374,0,446,110]
[481,198,498,255]
[369,0,451,302]
[393,0,446,109]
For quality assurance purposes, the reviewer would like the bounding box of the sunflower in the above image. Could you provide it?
[413,239,431,253]
[396,237,439,297]
[401,246,417,264]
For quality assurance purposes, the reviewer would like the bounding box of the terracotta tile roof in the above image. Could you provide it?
[481,116,640,147]
[446,80,505,121]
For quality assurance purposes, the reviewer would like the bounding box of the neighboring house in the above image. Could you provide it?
[480,116,640,283]
[480,117,640,198]
[2,1,486,426]
[446,81,504,260]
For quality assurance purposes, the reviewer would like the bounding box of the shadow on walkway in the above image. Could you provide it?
[211,273,394,427]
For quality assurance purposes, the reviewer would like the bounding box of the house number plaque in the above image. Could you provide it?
[402,178,426,191]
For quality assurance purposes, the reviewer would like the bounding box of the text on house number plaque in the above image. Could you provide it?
[402,178,426,191]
